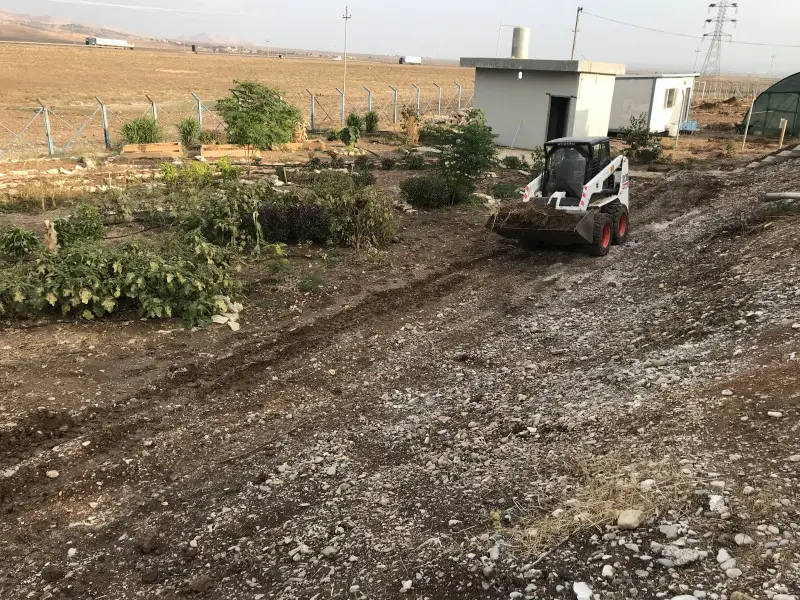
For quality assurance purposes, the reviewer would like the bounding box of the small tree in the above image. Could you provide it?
[216,80,303,150]
[364,111,379,134]
[121,116,163,144]
[346,113,364,132]
[621,113,663,163]
[435,109,497,194]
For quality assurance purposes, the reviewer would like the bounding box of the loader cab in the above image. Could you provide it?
[541,137,612,201]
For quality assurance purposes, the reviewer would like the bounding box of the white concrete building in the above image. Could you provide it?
[608,74,698,135]
[459,58,626,149]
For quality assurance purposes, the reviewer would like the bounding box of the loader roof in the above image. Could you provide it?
[546,136,611,145]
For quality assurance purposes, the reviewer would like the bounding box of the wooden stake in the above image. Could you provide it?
[778,118,788,149]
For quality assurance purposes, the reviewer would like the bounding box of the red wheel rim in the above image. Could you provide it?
[618,213,628,237]
[601,223,612,248]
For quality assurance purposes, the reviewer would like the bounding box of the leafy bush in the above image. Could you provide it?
[162,162,215,191]
[346,113,364,132]
[405,153,425,170]
[530,147,545,178]
[501,155,528,170]
[340,126,360,147]
[120,116,163,145]
[160,162,179,187]
[259,196,331,245]
[320,187,395,249]
[354,155,372,171]
[401,175,470,209]
[199,129,227,145]
[621,113,663,163]
[492,183,521,200]
[217,157,242,181]
[329,156,346,169]
[327,129,341,142]
[177,117,201,148]
[312,170,356,198]
[364,111,379,134]
[0,234,242,325]
[380,157,396,170]
[54,204,106,248]
[216,80,303,150]
[352,170,377,188]
[0,228,41,259]
[435,112,497,195]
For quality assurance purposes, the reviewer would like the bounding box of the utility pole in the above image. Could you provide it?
[570,6,583,61]
[700,2,738,78]
[342,6,352,107]
[769,52,776,78]
[693,48,702,72]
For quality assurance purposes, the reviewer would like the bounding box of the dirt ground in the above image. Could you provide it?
[1,136,799,599]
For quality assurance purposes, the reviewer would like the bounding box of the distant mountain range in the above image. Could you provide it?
[0,9,258,48]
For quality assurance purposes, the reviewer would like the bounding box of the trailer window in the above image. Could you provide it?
[664,88,677,109]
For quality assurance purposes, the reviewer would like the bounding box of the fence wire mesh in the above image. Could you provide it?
[0,84,474,161]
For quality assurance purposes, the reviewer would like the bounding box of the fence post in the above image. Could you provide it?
[454,82,463,112]
[191,93,203,128]
[306,89,315,130]
[433,83,442,115]
[742,95,756,151]
[335,87,345,124]
[389,85,398,124]
[363,86,373,112]
[146,95,157,121]
[412,84,421,116]
[37,99,54,156]
[95,96,111,150]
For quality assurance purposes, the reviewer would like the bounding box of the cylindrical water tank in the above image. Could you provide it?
[511,27,531,59]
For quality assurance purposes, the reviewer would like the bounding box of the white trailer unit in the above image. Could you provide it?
[608,74,697,134]
[399,56,422,65]
[85,37,134,50]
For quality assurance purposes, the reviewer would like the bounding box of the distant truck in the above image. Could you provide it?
[85,37,134,50]
[399,56,422,65]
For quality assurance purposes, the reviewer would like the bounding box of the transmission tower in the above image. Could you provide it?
[700,2,738,77]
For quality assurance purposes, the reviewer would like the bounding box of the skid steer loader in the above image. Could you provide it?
[488,137,630,256]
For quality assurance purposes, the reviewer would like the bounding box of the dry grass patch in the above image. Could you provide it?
[504,452,700,557]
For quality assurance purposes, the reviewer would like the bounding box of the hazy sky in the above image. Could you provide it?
[3,0,799,74]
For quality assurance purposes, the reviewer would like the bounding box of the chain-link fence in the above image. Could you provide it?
[0,83,474,161]
[694,79,777,103]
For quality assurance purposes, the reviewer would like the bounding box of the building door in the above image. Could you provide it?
[547,96,571,141]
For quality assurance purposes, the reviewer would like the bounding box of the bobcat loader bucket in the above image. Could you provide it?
[487,202,595,247]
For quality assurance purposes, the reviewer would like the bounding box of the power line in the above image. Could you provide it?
[44,0,248,15]
[582,10,800,49]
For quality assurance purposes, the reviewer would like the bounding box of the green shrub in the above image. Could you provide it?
[327,129,341,142]
[435,112,497,195]
[352,170,376,188]
[354,155,372,171]
[177,117,201,148]
[320,187,395,249]
[401,175,470,209]
[120,116,163,145]
[329,156,346,169]
[0,228,41,259]
[501,155,528,170]
[530,147,545,178]
[217,157,242,181]
[180,162,215,189]
[492,183,521,200]
[54,204,106,247]
[340,126,360,147]
[216,80,303,150]
[621,113,663,163]
[405,153,425,170]
[160,162,179,187]
[312,170,356,198]
[346,113,365,132]
[364,111,379,134]
[199,129,227,145]
[0,234,242,326]
[380,157,396,170]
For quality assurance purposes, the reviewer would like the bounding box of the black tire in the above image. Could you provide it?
[606,203,630,245]
[589,212,613,257]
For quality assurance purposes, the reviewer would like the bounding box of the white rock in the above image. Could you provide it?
[602,565,615,579]
[227,321,241,332]
[640,479,656,492]
[735,533,754,546]
[46,470,60,479]
[788,455,800,462]
[671,596,699,600]
[211,314,229,325]
[321,546,337,557]
[659,524,679,539]
[742,486,756,496]
[726,568,742,579]
[709,495,726,513]
[717,548,731,564]
[773,596,797,600]
[573,582,592,600]
[67,548,77,558]
[489,545,500,561]
[767,411,783,418]
[400,580,413,592]
[661,546,701,566]
[721,389,734,396]
[617,509,645,530]
[720,558,737,570]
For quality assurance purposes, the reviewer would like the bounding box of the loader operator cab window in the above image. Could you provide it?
[592,143,611,175]
[543,146,588,200]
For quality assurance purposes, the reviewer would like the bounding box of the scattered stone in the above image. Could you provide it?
[617,509,645,530]
[321,546,337,557]
[142,567,159,584]
[227,320,241,332]
[767,411,783,418]
[573,582,592,600]
[211,314,229,325]
[661,546,701,566]
[742,486,756,496]
[735,533,754,546]
[659,524,679,540]
[45,470,60,479]
[709,495,726,513]
[400,580,412,592]
[602,565,615,579]
[41,565,65,582]
[730,593,756,600]
[640,479,656,492]
[717,548,731,564]
[789,455,800,462]
[189,575,213,593]
[726,568,743,579]
[721,389,734,396]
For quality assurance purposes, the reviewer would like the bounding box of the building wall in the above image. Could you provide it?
[473,69,580,149]
[609,77,697,133]
[574,73,617,137]
[608,78,655,131]
[650,77,695,133]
